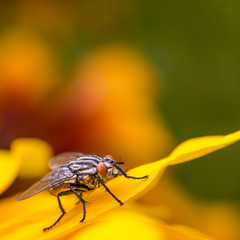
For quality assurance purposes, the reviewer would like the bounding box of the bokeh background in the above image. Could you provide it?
[0,0,240,205]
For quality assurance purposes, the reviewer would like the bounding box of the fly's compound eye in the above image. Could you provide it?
[97,162,108,176]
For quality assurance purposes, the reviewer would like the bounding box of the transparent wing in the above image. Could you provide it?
[16,169,75,200]
[49,152,84,169]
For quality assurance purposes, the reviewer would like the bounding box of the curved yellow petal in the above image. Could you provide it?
[0,150,20,195]
[11,138,53,178]
[168,131,240,165]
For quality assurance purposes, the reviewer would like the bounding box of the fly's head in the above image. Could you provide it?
[97,155,122,180]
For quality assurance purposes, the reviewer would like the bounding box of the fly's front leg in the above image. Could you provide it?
[115,165,148,180]
[96,177,124,206]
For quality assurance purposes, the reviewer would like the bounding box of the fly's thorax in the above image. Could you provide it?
[68,163,97,173]
[68,156,99,175]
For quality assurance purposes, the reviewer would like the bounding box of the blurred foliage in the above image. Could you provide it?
[0,0,240,202]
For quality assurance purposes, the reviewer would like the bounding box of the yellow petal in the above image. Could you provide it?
[159,224,214,240]
[69,210,212,240]
[11,138,53,178]
[140,173,240,240]
[168,131,240,165]
[0,193,59,240]
[70,210,163,240]
[0,150,20,194]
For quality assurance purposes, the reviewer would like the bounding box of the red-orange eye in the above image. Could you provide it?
[97,162,108,176]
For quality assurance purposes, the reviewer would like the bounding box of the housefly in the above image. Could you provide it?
[16,152,148,231]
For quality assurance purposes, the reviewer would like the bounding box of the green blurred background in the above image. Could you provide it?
[1,0,240,202]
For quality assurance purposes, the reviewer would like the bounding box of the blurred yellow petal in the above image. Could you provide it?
[11,138,53,178]
[0,150,20,194]
[140,174,240,240]
[168,131,240,165]
[70,210,163,240]
[202,203,240,240]
[0,28,56,106]
[69,210,212,240]
[161,224,214,240]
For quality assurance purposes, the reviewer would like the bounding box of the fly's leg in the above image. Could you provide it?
[43,188,84,231]
[115,165,148,180]
[96,177,124,206]
[43,190,73,232]
[68,184,87,222]
[68,184,89,205]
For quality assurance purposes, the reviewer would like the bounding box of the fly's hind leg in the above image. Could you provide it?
[68,184,87,223]
[43,186,87,231]
[43,190,73,232]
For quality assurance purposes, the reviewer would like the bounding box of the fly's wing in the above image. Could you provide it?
[16,168,75,201]
[49,152,84,169]
[16,172,54,201]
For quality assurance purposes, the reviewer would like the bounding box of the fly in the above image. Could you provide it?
[16,152,148,231]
